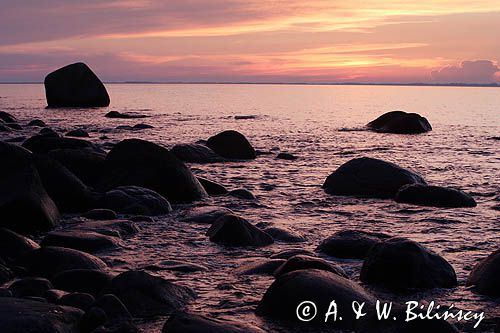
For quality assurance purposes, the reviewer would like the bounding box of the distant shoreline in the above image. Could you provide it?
[0,81,499,88]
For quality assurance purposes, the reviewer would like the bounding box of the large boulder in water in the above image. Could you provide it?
[395,184,476,208]
[317,230,391,259]
[256,269,375,329]
[0,297,83,333]
[206,130,256,159]
[162,311,266,333]
[44,62,110,107]
[274,255,347,278]
[467,248,500,297]
[360,237,457,290]
[98,186,172,216]
[102,139,207,203]
[170,143,224,163]
[207,214,273,247]
[322,157,426,198]
[100,270,196,317]
[367,111,432,134]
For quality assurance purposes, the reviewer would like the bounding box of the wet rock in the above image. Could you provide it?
[467,248,500,297]
[276,152,297,160]
[0,297,83,333]
[228,188,256,200]
[270,248,316,259]
[94,294,132,320]
[274,255,347,278]
[8,277,53,297]
[197,177,228,195]
[367,111,432,134]
[6,123,23,130]
[74,220,139,238]
[181,206,233,224]
[98,186,172,215]
[83,208,118,220]
[105,111,148,119]
[44,62,110,107]
[234,115,256,120]
[40,127,59,136]
[28,119,47,127]
[0,227,40,261]
[102,139,207,203]
[256,269,375,329]
[162,311,266,333]
[317,230,391,259]
[18,246,107,278]
[66,129,89,138]
[395,184,477,208]
[207,214,273,247]
[23,134,100,154]
[48,148,106,186]
[360,237,457,290]
[206,130,256,159]
[132,123,153,130]
[100,270,197,317]
[323,157,427,198]
[0,111,17,123]
[236,258,286,275]
[144,260,208,273]
[171,143,224,163]
[58,292,95,310]
[41,230,123,253]
[52,269,114,296]
[262,226,305,243]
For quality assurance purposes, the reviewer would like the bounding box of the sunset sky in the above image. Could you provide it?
[1,0,500,83]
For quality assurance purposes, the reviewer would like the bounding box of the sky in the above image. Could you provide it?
[1,0,500,84]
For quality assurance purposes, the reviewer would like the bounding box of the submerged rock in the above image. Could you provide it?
[323,157,426,198]
[262,226,305,243]
[181,206,233,224]
[28,119,47,127]
[98,186,172,215]
[276,152,298,160]
[317,230,391,259]
[44,62,110,107]
[65,129,89,138]
[228,188,256,200]
[105,111,148,119]
[360,237,457,290]
[170,143,224,163]
[207,214,273,247]
[274,255,347,278]
[236,258,285,275]
[41,230,123,253]
[367,111,432,134]
[196,177,228,196]
[467,248,500,297]
[206,130,256,159]
[52,269,114,296]
[162,311,266,333]
[395,184,477,208]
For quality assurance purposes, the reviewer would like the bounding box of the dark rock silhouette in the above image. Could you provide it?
[23,134,101,154]
[0,111,17,123]
[58,292,95,311]
[236,258,286,275]
[52,269,114,296]
[207,214,273,246]
[196,177,228,195]
[395,184,477,207]
[270,248,315,259]
[323,157,426,198]
[102,139,207,203]
[132,123,153,130]
[41,230,123,253]
[206,130,256,159]
[83,208,117,220]
[105,111,148,119]
[274,255,347,278]
[66,129,89,138]
[317,230,391,259]
[360,237,457,290]
[47,148,106,187]
[261,226,305,243]
[28,119,47,127]
[98,186,172,216]
[467,248,500,297]
[276,152,298,160]
[170,143,224,163]
[44,62,110,107]
[8,277,53,298]
[367,111,432,134]
[228,188,255,200]
[162,311,266,333]
[0,227,40,261]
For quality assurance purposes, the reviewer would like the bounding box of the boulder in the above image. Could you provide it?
[256,269,375,329]
[93,294,132,320]
[98,186,172,215]
[162,311,266,333]
[18,246,107,278]
[66,129,89,138]
[8,277,53,297]
[83,209,117,220]
[262,226,305,243]
[207,214,273,247]
[395,184,477,208]
[317,230,391,259]
[40,127,59,136]
[228,188,256,200]
[236,258,285,275]
[276,152,297,160]
[132,123,153,130]
[0,297,83,333]
[0,124,11,132]
[41,231,123,253]
[196,177,228,195]
[206,130,256,159]
[100,270,196,317]
[0,111,17,123]
[270,248,316,259]
[105,111,147,119]
[360,237,457,290]
[52,269,114,296]
[28,119,47,127]
[367,111,432,134]
[58,292,95,311]
[5,123,22,130]
[274,255,347,278]
[0,227,40,261]
[47,148,106,186]
[323,157,427,198]
[44,62,110,107]
[181,206,233,224]
[467,248,500,297]
[170,143,224,163]
[23,135,100,154]
[74,219,139,239]
[102,139,207,203]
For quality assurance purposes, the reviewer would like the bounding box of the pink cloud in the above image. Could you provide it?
[431,60,500,84]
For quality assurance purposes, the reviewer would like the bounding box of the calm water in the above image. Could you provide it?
[1,84,499,332]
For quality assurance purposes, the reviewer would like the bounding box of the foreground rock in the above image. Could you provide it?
[323,157,426,198]
[467,248,500,297]
[41,230,123,253]
[100,270,196,317]
[367,111,432,134]
[44,62,110,107]
[162,311,266,333]
[360,237,457,290]
[206,130,256,159]
[274,255,347,278]
[395,184,477,208]
[257,269,374,329]
[0,227,40,261]
[0,297,83,333]
[170,143,224,163]
[207,214,273,247]
[52,269,114,296]
[317,230,391,259]
[101,139,207,203]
